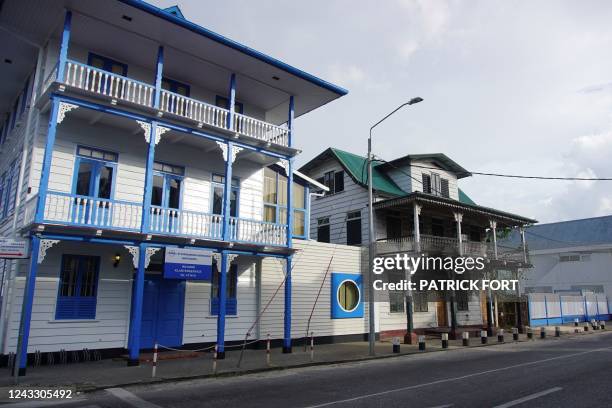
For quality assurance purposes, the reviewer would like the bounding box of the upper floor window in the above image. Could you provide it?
[74,146,118,200]
[413,291,429,312]
[152,161,184,210]
[317,170,344,195]
[162,77,190,97]
[422,173,449,198]
[211,174,239,217]
[56,255,99,320]
[88,53,128,76]
[263,168,306,236]
[317,217,330,243]
[346,210,362,246]
[216,95,244,114]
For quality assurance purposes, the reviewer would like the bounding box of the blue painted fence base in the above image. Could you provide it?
[217,351,225,360]
[282,346,292,354]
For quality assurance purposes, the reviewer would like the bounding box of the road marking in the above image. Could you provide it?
[492,387,563,408]
[304,347,609,408]
[1,397,87,408]
[106,388,164,408]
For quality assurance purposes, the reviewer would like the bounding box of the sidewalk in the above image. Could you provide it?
[0,324,604,392]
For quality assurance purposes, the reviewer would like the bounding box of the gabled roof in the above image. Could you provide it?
[163,5,185,19]
[502,215,612,250]
[299,148,480,200]
[376,153,471,179]
[459,189,476,205]
[299,148,406,196]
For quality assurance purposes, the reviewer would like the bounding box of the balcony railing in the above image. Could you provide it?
[160,90,228,129]
[63,60,155,107]
[149,206,223,240]
[25,192,289,247]
[53,60,290,147]
[375,234,528,263]
[43,192,141,231]
[229,217,287,246]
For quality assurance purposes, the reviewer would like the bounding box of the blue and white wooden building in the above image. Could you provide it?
[0,0,349,375]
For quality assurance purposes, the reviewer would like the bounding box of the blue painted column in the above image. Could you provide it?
[227,74,236,131]
[34,97,61,224]
[56,10,72,81]
[141,122,157,233]
[221,142,234,241]
[216,251,228,358]
[283,255,292,353]
[304,185,310,238]
[153,46,164,109]
[127,243,147,366]
[14,236,41,376]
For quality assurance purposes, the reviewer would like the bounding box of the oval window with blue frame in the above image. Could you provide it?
[331,273,364,318]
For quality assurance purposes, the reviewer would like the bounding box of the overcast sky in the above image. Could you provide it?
[152,0,612,224]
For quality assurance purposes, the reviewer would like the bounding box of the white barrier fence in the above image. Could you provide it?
[528,293,610,326]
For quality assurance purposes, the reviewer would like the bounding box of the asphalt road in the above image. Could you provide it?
[8,331,612,408]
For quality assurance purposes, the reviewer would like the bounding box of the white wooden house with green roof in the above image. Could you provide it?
[299,147,536,340]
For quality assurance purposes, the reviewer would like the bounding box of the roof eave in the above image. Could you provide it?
[117,0,348,97]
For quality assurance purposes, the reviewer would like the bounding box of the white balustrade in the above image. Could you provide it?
[43,192,141,231]
[160,90,228,129]
[230,217,287,246]
[149,207,224,240]
[63,60,155,107]
[234,112,289,146]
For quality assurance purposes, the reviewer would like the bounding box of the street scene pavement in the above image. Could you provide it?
[5,329,610,407]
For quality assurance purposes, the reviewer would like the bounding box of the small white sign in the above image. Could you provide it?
[0,238,29,259]
[164,248,213,280]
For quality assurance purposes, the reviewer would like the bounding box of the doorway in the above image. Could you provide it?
[435,300,448,327]
[139,273,185,349]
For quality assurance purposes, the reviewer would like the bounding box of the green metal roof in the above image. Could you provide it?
[458,189,476,205]
[329,148,406,196]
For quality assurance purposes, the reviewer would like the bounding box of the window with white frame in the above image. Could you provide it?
[211,174,239,217]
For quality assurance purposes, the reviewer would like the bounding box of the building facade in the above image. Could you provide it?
[300,148,536,340]
[0,0,358,375]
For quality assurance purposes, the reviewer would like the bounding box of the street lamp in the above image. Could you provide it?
[367,97,423,356]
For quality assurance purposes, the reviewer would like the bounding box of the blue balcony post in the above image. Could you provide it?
[216,251,228,358]
[227,73,236,131]
[14,236,41,376]
[221,142,234,241]
[153,46,164,109]
[127,243,147,366]
[56,10,72,81]
[141,122,157,233]
[34,97,61,224]
[287,95,294,147]
[283,255,292,353]
[286,159,294,246]
[304,185,310,238]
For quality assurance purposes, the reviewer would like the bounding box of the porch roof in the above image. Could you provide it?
[373,191,537,226]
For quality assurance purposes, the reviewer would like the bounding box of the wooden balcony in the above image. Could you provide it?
[23,192,288,247]
[46,60,290,147]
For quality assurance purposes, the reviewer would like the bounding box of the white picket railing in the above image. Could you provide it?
[234,112,289,146]
[22,196,38,227]
[43,192,142,231]
[229,217,287,246]
[63,60,155,107]
[160,90,228,129]
[41,62,58,94]
[149,206,224,240]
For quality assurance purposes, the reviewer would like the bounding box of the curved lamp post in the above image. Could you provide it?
[367,97,423,356]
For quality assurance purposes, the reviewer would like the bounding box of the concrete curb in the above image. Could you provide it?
[73,329,611,394]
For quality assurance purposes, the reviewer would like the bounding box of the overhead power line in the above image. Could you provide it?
[404,162,612,181]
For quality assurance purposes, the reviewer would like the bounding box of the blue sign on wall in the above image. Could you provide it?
[164,248,213,280]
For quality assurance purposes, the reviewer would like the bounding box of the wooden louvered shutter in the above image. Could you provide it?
[422,174,431,194]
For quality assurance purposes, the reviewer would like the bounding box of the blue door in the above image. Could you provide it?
[139,274,185,349]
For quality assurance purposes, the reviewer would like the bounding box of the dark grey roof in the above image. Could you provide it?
[502,215,612,250]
